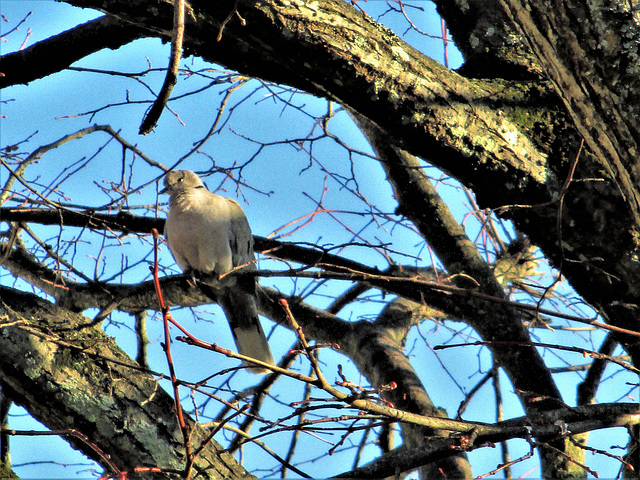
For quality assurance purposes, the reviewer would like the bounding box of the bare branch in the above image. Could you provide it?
[0,16,145,89]
[139,0,185,134]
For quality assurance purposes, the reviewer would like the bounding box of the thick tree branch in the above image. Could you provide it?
[1,284,637,478]
[2,1,639,476]
[354,297,472,479]
[0,286,255,478]
[10,0,633,358]
[499,0,640,227]
[0,16,146,89]
[65,0,555,203]
[350,112,563,409]
[433,0,542,80]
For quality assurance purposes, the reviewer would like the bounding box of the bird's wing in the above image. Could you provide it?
[204,195,274,373]
[223,197,256,271]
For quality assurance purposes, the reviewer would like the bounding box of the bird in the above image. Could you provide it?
[161,169,274,373]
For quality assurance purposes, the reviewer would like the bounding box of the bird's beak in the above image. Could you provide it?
[159,185,169,195]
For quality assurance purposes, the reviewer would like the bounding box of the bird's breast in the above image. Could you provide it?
[166,192,233,274]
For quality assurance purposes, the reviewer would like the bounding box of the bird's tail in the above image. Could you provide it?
[218,289,275,374]
[196,275,275,374]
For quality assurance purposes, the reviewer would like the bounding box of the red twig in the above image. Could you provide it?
[19,27,31,50]
[193,404,249,460]
[150,228,193,476]
[441,18,449,68]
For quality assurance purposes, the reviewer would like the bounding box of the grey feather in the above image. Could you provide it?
[162,170,274,373]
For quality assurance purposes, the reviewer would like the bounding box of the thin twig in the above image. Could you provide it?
[192,404,248,462]
[210,421,313,479]
[279,298,330,388]
[0,11,32,39]
[0,429,125,478]
[435,340,640,375]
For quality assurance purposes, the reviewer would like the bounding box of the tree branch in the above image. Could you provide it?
[0,16,145,89]
[2,284,637,478]
[498,0,640,226]
[64,0,554,203]
[0,285,255,478]
[348,111,563,413]
[331,401,640,479]
[138,0,185,134]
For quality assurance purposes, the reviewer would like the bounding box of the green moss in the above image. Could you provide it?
[0,462,19,479]
[53,346,78,372]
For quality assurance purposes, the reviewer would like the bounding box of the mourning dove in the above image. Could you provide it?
[161,170,274,373]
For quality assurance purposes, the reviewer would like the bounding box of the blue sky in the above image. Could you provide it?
[1,1,635,479]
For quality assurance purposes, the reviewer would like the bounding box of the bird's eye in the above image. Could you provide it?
[177,177,184,183]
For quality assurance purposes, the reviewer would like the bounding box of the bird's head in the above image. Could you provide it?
[160,170,204,195]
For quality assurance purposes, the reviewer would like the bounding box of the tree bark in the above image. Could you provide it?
[0,286,255,479]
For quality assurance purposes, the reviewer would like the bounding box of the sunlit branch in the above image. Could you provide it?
[330,402,639,479]
[0,285,256,476]
[150,229,193,476]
